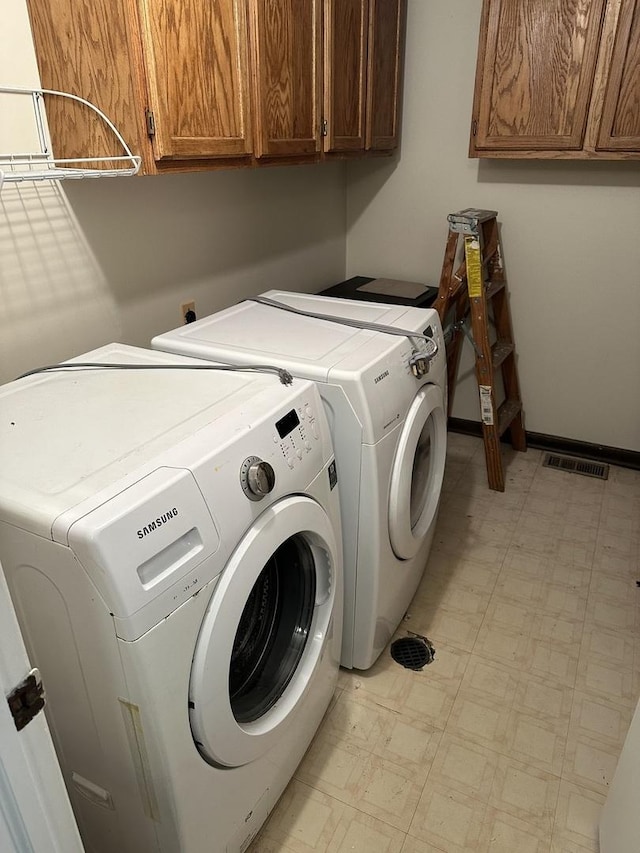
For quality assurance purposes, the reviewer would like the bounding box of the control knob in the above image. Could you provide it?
[240,456,276,501]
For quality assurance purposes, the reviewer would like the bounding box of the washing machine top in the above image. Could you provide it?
[0,344,333,635]
[152,291,446,444]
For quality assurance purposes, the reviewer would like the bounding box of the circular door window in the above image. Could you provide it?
[189,496,338,768]
[229,534,316,724]
[388,384,447,560]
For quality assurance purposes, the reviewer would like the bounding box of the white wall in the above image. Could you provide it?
[0,0,346,383]
[62,164,346,349]
[346,0,640,452]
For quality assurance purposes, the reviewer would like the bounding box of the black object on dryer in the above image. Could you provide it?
[319,276,438,309]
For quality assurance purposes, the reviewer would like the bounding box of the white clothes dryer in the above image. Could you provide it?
[0,344,343,853]
[152,291,447,670]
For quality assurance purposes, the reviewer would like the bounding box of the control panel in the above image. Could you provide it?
[273,402,319,471]
[238,401,323,499]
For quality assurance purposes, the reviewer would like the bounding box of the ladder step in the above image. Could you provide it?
[485,280,506,300]
[497,399,523,437]
[492,339,514,368]
[439,281,465,305]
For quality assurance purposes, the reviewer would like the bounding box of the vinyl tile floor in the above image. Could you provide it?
[249,434,640,853]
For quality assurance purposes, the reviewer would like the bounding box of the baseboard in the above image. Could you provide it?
[447,418,640,472]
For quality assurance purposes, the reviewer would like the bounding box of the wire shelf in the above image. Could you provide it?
[0,86,141,189]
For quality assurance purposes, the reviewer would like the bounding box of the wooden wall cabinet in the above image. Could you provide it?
[26,0,255,174]
[323,0,406,154]
[26,0,406,175]
[250,0,323,159]
[470,0,640,159]
[139,0,253,162]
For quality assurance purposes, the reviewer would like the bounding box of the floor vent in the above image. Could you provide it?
[390,634,435,671]
[543,453,609,480]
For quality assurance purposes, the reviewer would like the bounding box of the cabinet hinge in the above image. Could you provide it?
[321,118,328,137]
[472,118,478,137]
[145,109,156,139]
[7,668,45,732]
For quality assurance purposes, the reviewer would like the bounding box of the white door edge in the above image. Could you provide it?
[388,383,447,560]
[600,697,640,852]
[0,563,83,853]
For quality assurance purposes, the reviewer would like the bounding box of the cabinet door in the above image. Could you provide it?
[365,0,406,150]
[250,0,322,158]
[26,0,147,166]
[597,0,640,149]
[138,0,253,160]
[324,0,368,152]
[471,0,607,151]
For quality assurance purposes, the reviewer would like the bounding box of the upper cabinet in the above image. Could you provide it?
[470,0,640,159]
[365,0,406,150]
[26,0,254,174]
[324,0,369,152]
[26,0,406,174]
[250,0,323,158]
[324,0,406,154]
[140,0,253,161]
[597,0,640,150]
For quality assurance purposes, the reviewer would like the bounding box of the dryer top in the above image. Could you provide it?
[153,291,442,382]
[152,292,446,443]
[0,344,324,541]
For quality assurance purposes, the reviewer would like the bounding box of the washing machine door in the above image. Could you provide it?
[388,382,447,560]
[189,495,338,768]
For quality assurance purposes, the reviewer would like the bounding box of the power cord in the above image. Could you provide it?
[15,362,294,385]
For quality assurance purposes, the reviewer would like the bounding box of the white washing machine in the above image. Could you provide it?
[152,291,447,670]
[0,344,343,853]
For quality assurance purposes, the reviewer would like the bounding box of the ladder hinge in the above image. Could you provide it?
[472,118,478,136]
[145,109,156,139]
[7,668,45,732]
[321,118,328,137]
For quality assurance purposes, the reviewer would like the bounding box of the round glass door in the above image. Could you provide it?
[388,384,447,560]
[410,422,433,529]
[230,534,316,724]
[189,496,338,768]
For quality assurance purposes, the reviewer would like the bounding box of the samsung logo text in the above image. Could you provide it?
[137,508,179,539]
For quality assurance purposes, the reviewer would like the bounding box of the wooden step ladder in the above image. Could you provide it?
[435,208,526,491]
